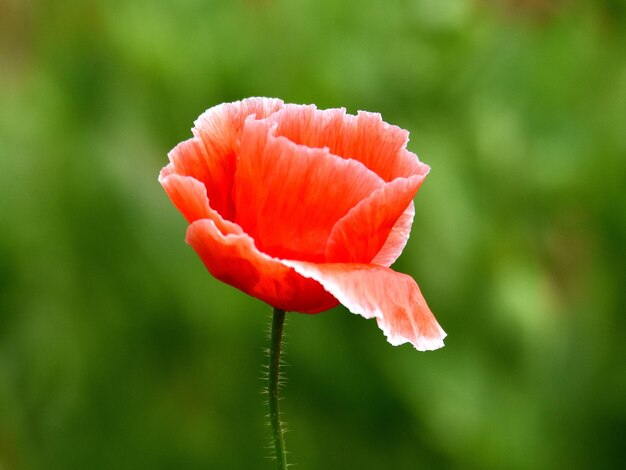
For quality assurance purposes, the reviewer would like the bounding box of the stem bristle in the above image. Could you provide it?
[264,307,290,469]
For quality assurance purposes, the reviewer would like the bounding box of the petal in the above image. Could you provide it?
[325,172,428,264]
[371,201,415,267]
[165,98,284,220]
[270,104,425,182]
[233,117,385,262]
[283,261,446,351]
[186,219,338,314]
[159,173,243,236]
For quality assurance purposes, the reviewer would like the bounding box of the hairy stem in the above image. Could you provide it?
[268,307,288,469]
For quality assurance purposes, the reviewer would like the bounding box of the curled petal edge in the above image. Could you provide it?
[159,173,244,236]
[185,219,338,314]
[371,201,415,267]
[325,173,427,264]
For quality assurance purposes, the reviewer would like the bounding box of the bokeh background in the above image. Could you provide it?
[1,0,625,469]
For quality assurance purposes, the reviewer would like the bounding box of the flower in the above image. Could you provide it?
[159,98,445,350]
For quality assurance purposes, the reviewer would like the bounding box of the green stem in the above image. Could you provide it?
[269,307,288,469]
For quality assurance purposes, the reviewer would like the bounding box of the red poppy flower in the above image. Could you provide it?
[159,98,445,350]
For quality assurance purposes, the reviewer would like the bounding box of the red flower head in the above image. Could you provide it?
[159,98,445,350]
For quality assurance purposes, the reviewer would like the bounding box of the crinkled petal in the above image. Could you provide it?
[186,220,338,314]
[165,97,284,220]
[270,104,424,182]
[282,261,446,351]
[234,117,385,262]
[325,172,428,264]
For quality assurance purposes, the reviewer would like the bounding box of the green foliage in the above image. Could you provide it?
[1,0,624,469]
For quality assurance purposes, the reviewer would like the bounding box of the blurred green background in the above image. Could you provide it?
[1,0,625,469]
